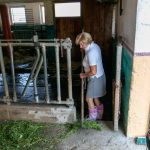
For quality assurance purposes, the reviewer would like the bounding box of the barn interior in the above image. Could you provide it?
[0,0,149,141]
[0,0,115,120]
[1,0,150,142]
[0,0,118,124]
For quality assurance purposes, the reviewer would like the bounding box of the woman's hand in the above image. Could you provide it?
[80,65,97,79]
[80,73,86,78]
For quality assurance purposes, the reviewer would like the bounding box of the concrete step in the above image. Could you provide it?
[0,103,76,123]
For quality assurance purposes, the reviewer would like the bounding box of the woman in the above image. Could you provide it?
[75,32,106,121]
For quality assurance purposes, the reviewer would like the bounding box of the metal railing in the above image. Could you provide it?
[0,37,74,106]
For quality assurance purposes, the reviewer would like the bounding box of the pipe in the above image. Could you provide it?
[41,44,50,103]
[60,39,64,57]
[9,44,17,102]
[21,46,40,96]
[33,56,43,103]
[0,42,61,47]
[62,38,73,101]
[55,44,61,102]
[66,47,73,101]
[0,39,63,42]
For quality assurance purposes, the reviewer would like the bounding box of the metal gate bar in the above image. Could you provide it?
[9,44,17,102]
[55,44,61,102]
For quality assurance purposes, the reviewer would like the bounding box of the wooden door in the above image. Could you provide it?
[55,18,82,61]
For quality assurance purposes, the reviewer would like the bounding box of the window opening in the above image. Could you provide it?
[40,5,45,24]
[54,2,81,17]
[10,7,26,24]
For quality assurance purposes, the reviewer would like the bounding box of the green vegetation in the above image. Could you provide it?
[0,121,47,150]
[81,121,102,130]
[0,120,102,150]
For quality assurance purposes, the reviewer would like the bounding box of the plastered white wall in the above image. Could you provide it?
[117,0,150,137]
[117,0,137,52]
[127,56,150,137]
[135,0,150,52]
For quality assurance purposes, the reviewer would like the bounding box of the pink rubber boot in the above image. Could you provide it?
[96,104,104,120]
[87,108,97,121]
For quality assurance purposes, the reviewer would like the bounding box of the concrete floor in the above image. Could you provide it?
[57,121,147,150]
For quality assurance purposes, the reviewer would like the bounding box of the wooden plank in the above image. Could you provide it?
[55,18,81,60]
[114,43,122,131]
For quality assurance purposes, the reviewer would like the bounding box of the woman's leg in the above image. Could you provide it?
[94,98,104,120]
[86,97,97,120]
[86,97,95,109]
[94,98,101,106]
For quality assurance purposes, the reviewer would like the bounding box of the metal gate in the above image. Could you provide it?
[0,37,74,106]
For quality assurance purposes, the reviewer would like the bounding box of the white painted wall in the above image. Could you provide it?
[135,0,150,52]
[117,0,137,52]
[116,0,150,137]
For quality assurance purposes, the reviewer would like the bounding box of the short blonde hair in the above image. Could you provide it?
[75,32,93,45]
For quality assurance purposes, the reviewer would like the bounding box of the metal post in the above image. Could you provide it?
[33,56,43,103]
[41,44,50,103]
[66,48,73,101]
[22,46,40,96]
[63,38,73,101]
[55,44,61,102]
[60,39,63,57]
[9,44,17,102]
[0,46,10,101]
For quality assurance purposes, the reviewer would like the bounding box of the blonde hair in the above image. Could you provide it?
[75,32,93,45]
